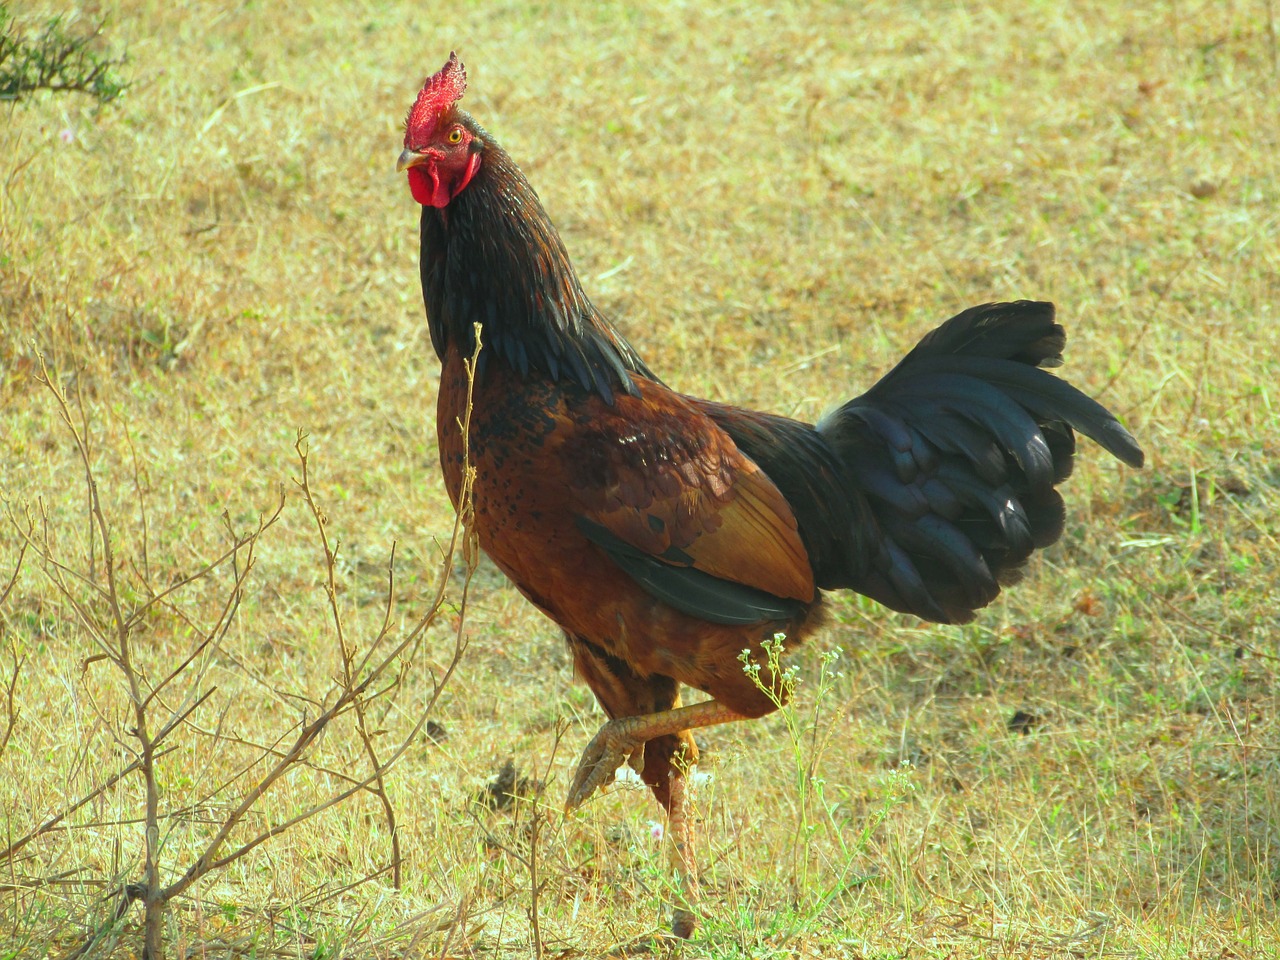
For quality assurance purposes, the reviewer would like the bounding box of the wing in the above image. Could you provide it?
[555,381,816,625]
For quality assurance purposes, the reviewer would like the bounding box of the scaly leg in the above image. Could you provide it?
[666,762,699,938]
[564,699,746,811]
[566,700,746,940]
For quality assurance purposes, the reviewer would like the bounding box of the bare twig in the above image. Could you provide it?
[0,537,29,756]
[124,526,271,634]
[157,329,484,910]
[120,417,150,584]
[32,353,168,958]
[295,435,405,888]
[6,499,111,612]
[0,748,176,864]
[0,644,19,757]
[139,500,284,713]
[527,717,570,960]
[31,352,289,960]
[0,537,26,610]
[20,322,483,957]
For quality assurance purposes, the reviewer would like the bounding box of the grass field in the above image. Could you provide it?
[3,1,1279,957]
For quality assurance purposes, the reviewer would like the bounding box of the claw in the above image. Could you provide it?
[626,741,646,776]
[565,718,643,812]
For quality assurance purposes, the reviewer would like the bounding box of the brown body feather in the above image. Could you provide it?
[437,342,820,727]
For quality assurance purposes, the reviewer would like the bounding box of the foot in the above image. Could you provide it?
[564,718,644,811]
[564,702,744,813]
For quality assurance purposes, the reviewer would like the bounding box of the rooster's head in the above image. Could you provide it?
[398,52,482,208]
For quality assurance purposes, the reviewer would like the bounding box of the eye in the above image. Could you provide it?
[447,127,463,145]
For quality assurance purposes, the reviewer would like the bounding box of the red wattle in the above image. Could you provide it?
[407,166,437,206]
[407,154,482,208]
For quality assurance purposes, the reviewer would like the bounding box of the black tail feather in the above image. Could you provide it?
[713,300,1143,625]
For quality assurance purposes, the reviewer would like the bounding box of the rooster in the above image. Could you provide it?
[397,54,1143,938]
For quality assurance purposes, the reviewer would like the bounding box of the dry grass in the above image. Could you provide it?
[3,0,1279,957]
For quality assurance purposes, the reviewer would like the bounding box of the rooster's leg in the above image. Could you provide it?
[666,760,699,938]
[567,700,744,940]
[564,699,745,811]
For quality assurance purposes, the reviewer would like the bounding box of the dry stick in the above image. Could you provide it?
[11,500,112,608]
[149,688,218,749]
[295,437,405,889]
[357,541,415,734]
[36,337,480,955]
[351,704,401,886]
[463,735,568,959]
[118,413,151,584]
[362,327,486,710]
[122,522,274,635]
[351,324,488,732]
[0,868,88,893]
[11,504,118,677]
[156,330,483,918]
[159,594,317,708]
[432,892,472,960]
[157,605,462,903]
[180,716,393,804]
[296,435,475,892]
[32,355,288,960]
[66,373,97,585]
[0,749,177,864]
[180,721,369,796]
[527,717,570,960]
[0,545,24,749]
[0,539,27,610]
[298,863,395,912]
[138,501,284,714]
[33,355,169,959]
[0,649,19,757]
[369,537,453,727]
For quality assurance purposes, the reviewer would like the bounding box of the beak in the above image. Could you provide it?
[396,148,427,172]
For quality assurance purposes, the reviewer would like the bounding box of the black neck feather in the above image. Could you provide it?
[418,123,654,402]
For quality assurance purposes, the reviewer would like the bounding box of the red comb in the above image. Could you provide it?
[404,52,467,148]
